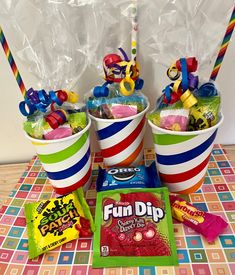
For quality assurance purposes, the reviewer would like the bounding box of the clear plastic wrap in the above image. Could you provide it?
[140,1,234,132]
[139,0,235,76]
[1,1,233,84]
[1,0,233,131]
[0,0,98,90]
[0,0,99,139]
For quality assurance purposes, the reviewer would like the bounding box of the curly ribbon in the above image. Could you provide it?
[197,82,218,97]
[163,58,198,107]
[188,73,199,91]
[45,109,68,129]
[167,64,181,81]
[19,89,78,116]
[93,82,110,97]
[94,48,143,97]
[120,61,136,96]
[179,58,197,109]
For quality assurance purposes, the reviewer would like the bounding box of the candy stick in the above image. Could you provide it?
[131,0,138,62]
[210,6,235,81]
[0,26,27,98]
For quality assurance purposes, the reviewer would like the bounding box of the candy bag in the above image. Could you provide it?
[188,96,221,131]
[93,187,178,268]
[68,112,87,134]
[96,162,161,191]
[170,195,228,242]
[23,115,51,139]
[86,85,148,119]
[24,188,94,259]
[43,124,72,140]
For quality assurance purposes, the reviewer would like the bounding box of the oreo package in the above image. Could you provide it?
[96,162,161,192]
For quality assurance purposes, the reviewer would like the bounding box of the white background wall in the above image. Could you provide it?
[0,27,235,164]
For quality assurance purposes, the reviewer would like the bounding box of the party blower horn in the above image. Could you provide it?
[0,26,92,194]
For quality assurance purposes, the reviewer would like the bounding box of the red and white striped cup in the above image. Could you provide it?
[89,102,150,167]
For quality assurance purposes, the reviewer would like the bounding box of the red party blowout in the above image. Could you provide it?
[176,57,198,72]
[170,195,228,242]
[93,188,178,268]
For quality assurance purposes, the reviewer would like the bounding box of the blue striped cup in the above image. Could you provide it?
[148,114,224,194]
[89,102,149,167]
[26,118,92,195]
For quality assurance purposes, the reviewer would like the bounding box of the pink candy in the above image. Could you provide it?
[170,195,228,242]
[44,127,72,140]
[111,104,137,118]
[160,109,189,131]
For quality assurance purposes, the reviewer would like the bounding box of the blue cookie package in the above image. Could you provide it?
[96,161,161,191]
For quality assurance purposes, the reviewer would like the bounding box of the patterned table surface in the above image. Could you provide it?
[0,144,235,275]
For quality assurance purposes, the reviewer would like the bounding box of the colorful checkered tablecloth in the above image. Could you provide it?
[0,145,235,275]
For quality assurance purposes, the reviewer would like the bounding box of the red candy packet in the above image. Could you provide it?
[93,187,178,268]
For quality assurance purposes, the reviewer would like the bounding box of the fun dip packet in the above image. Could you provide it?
[93,187,178,268]
[24,188,94,259]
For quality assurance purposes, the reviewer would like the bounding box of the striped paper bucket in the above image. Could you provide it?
[89,102,150,167]
[26,118,92,195]
[148,114,224,194]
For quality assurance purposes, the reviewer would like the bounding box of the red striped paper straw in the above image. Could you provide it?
[0,26,27,98]
[210,6,235,81]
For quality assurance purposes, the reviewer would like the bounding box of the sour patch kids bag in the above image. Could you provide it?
[25,188,94,259]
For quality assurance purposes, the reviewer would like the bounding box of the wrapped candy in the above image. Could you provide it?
[93,187,178,268]
[170,195,228,242]
[25,188,94,259]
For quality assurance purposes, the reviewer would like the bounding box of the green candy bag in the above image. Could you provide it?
[188,96,221,131]
[24,188,94,259]
[93,187,178,268]
[68,112,87,133]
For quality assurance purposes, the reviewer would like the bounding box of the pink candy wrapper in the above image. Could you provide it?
[44,126,72,140]
[160,109,189,131]
[170,195,228,242]
[111,104,137,119]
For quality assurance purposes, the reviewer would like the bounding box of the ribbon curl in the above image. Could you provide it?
[94,48,144,97]
[19,89,79,116]
[163,57,198,109]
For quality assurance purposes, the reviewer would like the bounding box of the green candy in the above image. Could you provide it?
[68,112,87,134]
[188,96,220,131]
[23,117,50,139]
